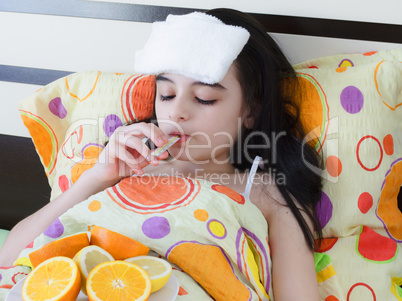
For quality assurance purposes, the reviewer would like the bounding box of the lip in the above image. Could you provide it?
[169,132,190,143]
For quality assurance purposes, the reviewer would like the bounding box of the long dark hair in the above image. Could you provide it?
[206,8,323,249]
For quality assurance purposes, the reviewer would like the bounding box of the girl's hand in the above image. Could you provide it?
[90,122,169,187]
[0,123,169,266]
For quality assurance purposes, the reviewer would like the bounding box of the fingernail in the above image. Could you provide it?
[146,154,159,165]
[146,154,158,164]
[156,151,166,158]
[136,169,144,175]
[157,136,168,145]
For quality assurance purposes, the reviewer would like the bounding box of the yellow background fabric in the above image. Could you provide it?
[13,48,402,300]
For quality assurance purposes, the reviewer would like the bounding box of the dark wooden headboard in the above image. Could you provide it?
[0,134,50,229]
[1,1,401,230]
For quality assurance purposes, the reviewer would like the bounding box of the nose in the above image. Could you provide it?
[168,95,190,122]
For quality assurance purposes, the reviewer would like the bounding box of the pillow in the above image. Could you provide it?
[18,71,155,201]
[293,48,402,301]
[19,50,402,300]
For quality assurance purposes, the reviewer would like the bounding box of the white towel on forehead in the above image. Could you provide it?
[134,12,250,84]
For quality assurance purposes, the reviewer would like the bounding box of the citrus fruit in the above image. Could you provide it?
[22,256,81,301]
[29,232,90,268]
[73,245,115,295]
[90,226,149,260]
[20,112,58,175]
[86,260,151,301]
[125,256,172,293]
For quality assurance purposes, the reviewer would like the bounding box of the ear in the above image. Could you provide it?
[244,116,255,129]
[242,103,261,129]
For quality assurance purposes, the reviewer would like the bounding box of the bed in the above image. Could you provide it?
[0,1,401,300]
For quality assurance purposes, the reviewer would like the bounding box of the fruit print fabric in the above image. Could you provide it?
[15,48,402,300]
[0,265,31,300]
[17,177,273,300]
[293,48,402,301]
[18,71,155,201]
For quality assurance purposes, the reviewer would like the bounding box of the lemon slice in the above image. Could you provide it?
[125,255,172,293]
[73,245,114,295]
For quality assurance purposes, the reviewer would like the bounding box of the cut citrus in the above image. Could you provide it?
[22,256,81,301]
[125,256,172,293]
[86,260,151,301]
[29,232,90,268]
[90,226,149,260]
[73,245,115,295]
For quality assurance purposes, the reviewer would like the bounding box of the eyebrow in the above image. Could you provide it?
[156,75,226,90]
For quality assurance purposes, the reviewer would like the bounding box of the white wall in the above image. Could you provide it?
[1,0,401,137]
[93,0,402,25]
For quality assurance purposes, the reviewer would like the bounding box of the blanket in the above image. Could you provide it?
[12,176,273,300]
[1,176,343,300]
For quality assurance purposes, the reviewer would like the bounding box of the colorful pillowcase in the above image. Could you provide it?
[293,48,402,301]
[292,49,402,239]
[18,49,402,300]
[18,71,155,201]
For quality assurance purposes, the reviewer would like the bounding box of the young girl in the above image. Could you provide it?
[0,8,322,300]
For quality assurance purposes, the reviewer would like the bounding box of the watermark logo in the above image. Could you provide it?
[62,116,339,184]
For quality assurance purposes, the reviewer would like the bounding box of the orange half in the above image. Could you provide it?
[22,256,81,301]
[86,260,151,301]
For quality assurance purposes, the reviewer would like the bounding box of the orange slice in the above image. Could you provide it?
[22,256,81,301]
[19,111,58,175]
[29,232,90,268]
[90,226,149,260]
[86,260,151,301]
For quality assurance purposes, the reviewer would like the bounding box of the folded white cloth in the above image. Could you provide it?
[134,12,250,84]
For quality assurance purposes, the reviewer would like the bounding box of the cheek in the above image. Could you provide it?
[155,100,168,118]
[155,101,161,117]
[215,107,243,129]
[207,114,242,143]
[155,102,169,131]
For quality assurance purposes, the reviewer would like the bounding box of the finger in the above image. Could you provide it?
[124,134,166,165]
[123,135,153,164]
[143,150,169,168]
[122,122,168,147]
[156,150,169,160]
[115,144,144,171]
[118,160,144,178]
[130,149,168,170]
[148,123,169,147]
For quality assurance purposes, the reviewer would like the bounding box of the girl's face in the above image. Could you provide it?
[155,65,248,164]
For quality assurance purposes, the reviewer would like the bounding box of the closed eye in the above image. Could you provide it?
[160,95,175,101]
[160,95,216,106]
[196,97,217,106]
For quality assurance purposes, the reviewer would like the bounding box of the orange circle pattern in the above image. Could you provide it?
[107,177,201,214]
